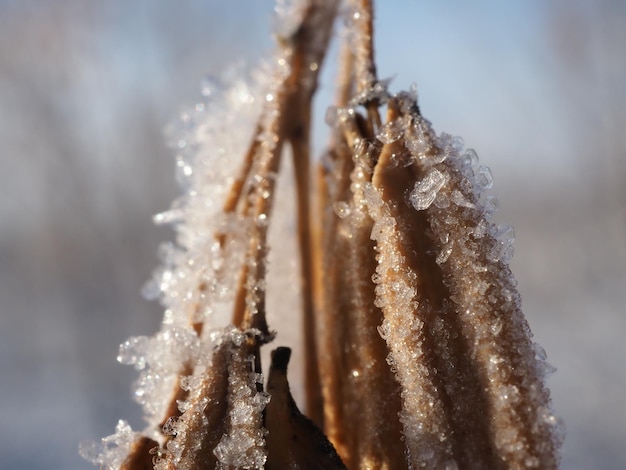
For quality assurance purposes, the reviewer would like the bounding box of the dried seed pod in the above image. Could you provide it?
[82,1,562,469]
[316,91,562,468]
[265,347,347,469]
[315,107,407,469]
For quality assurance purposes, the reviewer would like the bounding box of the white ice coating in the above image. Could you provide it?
[314,76,560,465]
[365,182,456,468]
[152,64,270,329]
[363,92,561,467]
[80,0,349,465]
[146,328,269,470]
[83,34,298,465]
[79,420,140,469]
[126,66,269,432]
[213,346,269,468]
[118,327,201,420]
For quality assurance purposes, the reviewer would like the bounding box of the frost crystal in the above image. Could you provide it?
[213,348,269,468]
[489,223,516,262]
[476,165,494,190]
[377,118,404,144]
[117,336,150,370]
[79,421,139,470]
[409,169,446,211]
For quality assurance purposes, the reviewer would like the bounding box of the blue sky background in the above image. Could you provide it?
[1,1,624,468]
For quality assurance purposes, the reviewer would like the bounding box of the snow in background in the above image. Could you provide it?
[1,1,624,468]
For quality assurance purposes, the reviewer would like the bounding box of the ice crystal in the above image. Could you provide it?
[79,420,139,469]
[409,168,446,211]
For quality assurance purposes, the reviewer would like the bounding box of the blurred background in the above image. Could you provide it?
[1,1,624,468]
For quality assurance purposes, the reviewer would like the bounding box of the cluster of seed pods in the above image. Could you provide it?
[81,1,562,469]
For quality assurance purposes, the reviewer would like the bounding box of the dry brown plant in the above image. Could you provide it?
[81,1,563,468]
